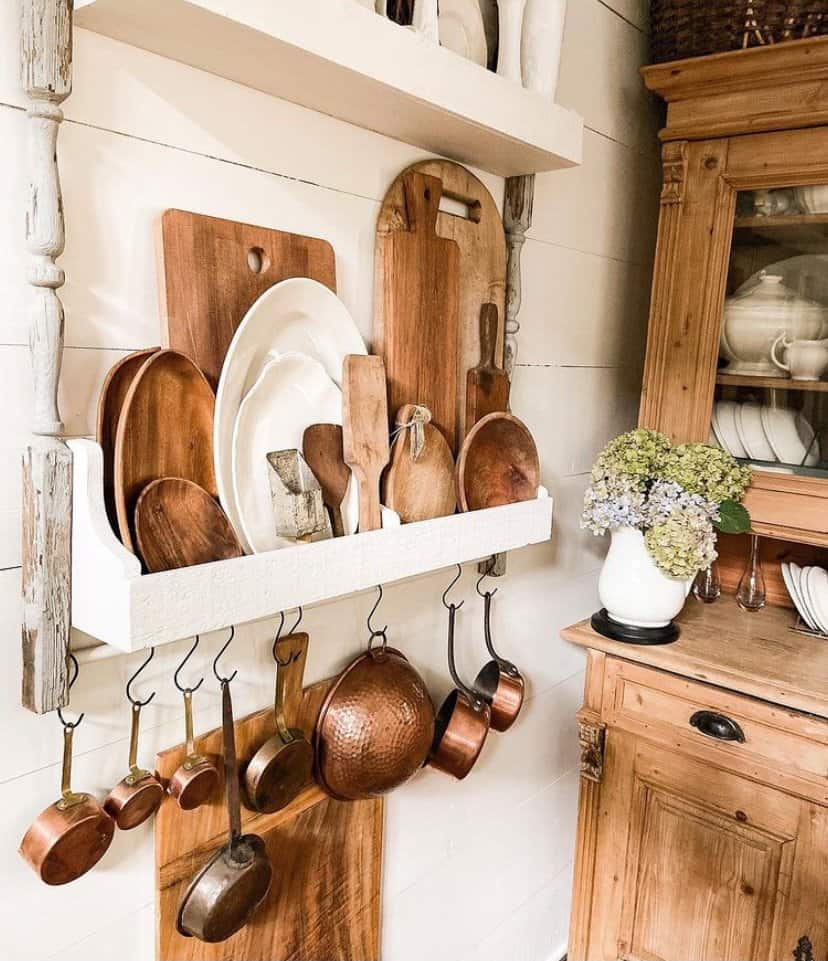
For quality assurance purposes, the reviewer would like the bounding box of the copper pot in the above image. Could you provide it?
[315,631,435,801]
[104,701,165,829]
[429,603,491,779]
[20,723,114,885]
[472,590,524,732]
[168,689,219,811]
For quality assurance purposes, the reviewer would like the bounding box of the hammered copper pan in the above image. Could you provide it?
[315,637,434,801]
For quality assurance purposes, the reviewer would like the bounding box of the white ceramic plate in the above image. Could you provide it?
[715,400,747,458]
[231,353,359,553]
[760,405,820,467]
[439,0,488,66]
[804,566,828,634]
[214,279,366,537]
[710,411,728,452]
[735,402,776,462]
[782,562,818,631]
[791,562,821,631]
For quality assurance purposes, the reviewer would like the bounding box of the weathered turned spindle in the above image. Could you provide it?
[502,173,535,377]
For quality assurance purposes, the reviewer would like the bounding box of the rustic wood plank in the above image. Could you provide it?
[20,0,74,714]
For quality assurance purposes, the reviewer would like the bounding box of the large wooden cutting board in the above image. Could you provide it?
[375,161,506,449]
[157,210,337,388]
[156,674,382,961]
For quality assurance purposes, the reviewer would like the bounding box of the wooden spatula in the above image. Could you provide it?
[302,424,350,537]
[342,355,390,532]
[465,303,510,435]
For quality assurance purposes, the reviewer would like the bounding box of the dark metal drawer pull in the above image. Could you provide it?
[689,710,745,743]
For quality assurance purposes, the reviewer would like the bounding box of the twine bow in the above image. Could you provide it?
[390,405,432,462]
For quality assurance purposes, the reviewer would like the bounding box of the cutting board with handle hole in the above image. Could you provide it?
[375,170,460,452]
[375,160,506,451]
[157,209,337,388]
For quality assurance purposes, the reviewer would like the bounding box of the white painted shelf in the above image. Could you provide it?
[69,440,554,651]
[74,0,583,177]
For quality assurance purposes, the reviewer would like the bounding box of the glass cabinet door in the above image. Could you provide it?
[713,185,828,478]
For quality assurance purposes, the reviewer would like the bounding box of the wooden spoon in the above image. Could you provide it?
[134,478,243,573]
[383,404,456,523]
[303,424,350,537]
[456,412,539,511]
[342,355,390,532]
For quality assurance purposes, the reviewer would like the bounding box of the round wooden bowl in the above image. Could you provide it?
[456,412,539,512]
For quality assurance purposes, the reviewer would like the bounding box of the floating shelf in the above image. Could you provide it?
[717,373,828,393]
[732,212,828,247]
[69,440,554,651]
[74,0,583,177]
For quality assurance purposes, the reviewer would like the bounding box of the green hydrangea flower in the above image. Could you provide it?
[645,514,718,579]
[658,443,752,504]
[592,428,671,489]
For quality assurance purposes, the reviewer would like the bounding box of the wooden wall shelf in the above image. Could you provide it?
[716,373,828,392]
[68,440,554,651]
[74,0,583,178]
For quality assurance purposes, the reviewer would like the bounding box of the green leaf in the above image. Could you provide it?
[714,500,751,535]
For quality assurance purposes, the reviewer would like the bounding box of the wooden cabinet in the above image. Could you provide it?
[639,39,828,548]
[563,601,828,961]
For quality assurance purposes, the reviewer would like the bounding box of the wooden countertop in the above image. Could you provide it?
[562,596,828,719]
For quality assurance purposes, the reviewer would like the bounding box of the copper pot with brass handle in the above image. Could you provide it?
[472,579,524,733]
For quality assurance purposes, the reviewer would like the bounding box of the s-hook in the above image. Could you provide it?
[213,626,238,684]
[126,647,157,707]
[367,585,388,651]
[442,564,465,611]
[272,608,303,666]
[476,557,499,599]
[57,653,84,730]
[174,636,205,694]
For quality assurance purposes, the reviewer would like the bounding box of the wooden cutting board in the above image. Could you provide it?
[156,674,382,961]
[114,350,216,553]
[375,160,506,449]
[374,170,460,451]
[157,210,337,388]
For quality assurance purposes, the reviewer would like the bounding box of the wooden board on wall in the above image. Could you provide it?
[155,676,382,961]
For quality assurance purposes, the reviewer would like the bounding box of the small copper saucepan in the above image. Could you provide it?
[429,568,491,780]
[20,660,115,885]
[104,650,165,830]
[168,638,219,811]
[244,620,314,814]
[472,578,525,733]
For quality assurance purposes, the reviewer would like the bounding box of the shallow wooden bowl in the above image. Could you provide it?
[456,412,539,511]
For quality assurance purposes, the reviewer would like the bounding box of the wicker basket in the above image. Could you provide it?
[650,1,827,64]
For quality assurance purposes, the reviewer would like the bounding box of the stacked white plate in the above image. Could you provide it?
[214,278,369,554]
[712,399,820,467]
[782,562,828,635]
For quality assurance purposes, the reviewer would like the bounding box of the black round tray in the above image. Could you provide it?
[591,609,679,646]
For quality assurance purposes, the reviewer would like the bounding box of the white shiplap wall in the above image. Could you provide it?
[0,1,660,958]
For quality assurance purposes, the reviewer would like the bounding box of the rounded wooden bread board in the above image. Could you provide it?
[382,404,456,523]
[456,412,539,511]
[114,349,217,552]
[135,477,243,573]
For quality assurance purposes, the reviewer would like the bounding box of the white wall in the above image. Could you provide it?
[0,1,660,959]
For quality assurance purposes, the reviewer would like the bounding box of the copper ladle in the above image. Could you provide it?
[244,611,314,813]
[20,656,115,885]
[472,566,524,732]
[103,649,165,830]
[429,567,491,780]
[168,637,219,811]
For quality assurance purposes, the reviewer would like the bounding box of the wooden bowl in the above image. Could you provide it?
[456,412,539,511]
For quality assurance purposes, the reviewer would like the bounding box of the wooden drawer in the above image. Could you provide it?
[601,657,828,803]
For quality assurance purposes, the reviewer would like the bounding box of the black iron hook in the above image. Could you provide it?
[125,647,157,707]
[173,636,204,694]
[442,564,465,611]
[57,653,84,730]
[212,626,238,684]
[476,557,499,599]
[367,585,388,639]
[272,611,301,667]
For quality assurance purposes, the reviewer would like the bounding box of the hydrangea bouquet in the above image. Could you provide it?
[582,429,752,579]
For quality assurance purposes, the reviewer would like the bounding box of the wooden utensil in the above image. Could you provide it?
[156,674,382,961]
[157,209,336,388]
[244,632,313,814]
[342,355,390,532]
[303,424,350,537]
[465,303,510,434]
[96,347,160,536]
[134,478,243,573]
[376,160,506,448]
[374,170,460,451]
[456,412,540,511]
[114,349,216,552]
[382,404,456,523]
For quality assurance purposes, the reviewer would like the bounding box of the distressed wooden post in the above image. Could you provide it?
[20,0,73,713]
[502,173,535,376]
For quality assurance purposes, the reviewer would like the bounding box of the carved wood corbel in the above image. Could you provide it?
[577,715,606,783]
[20,0,74,713]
